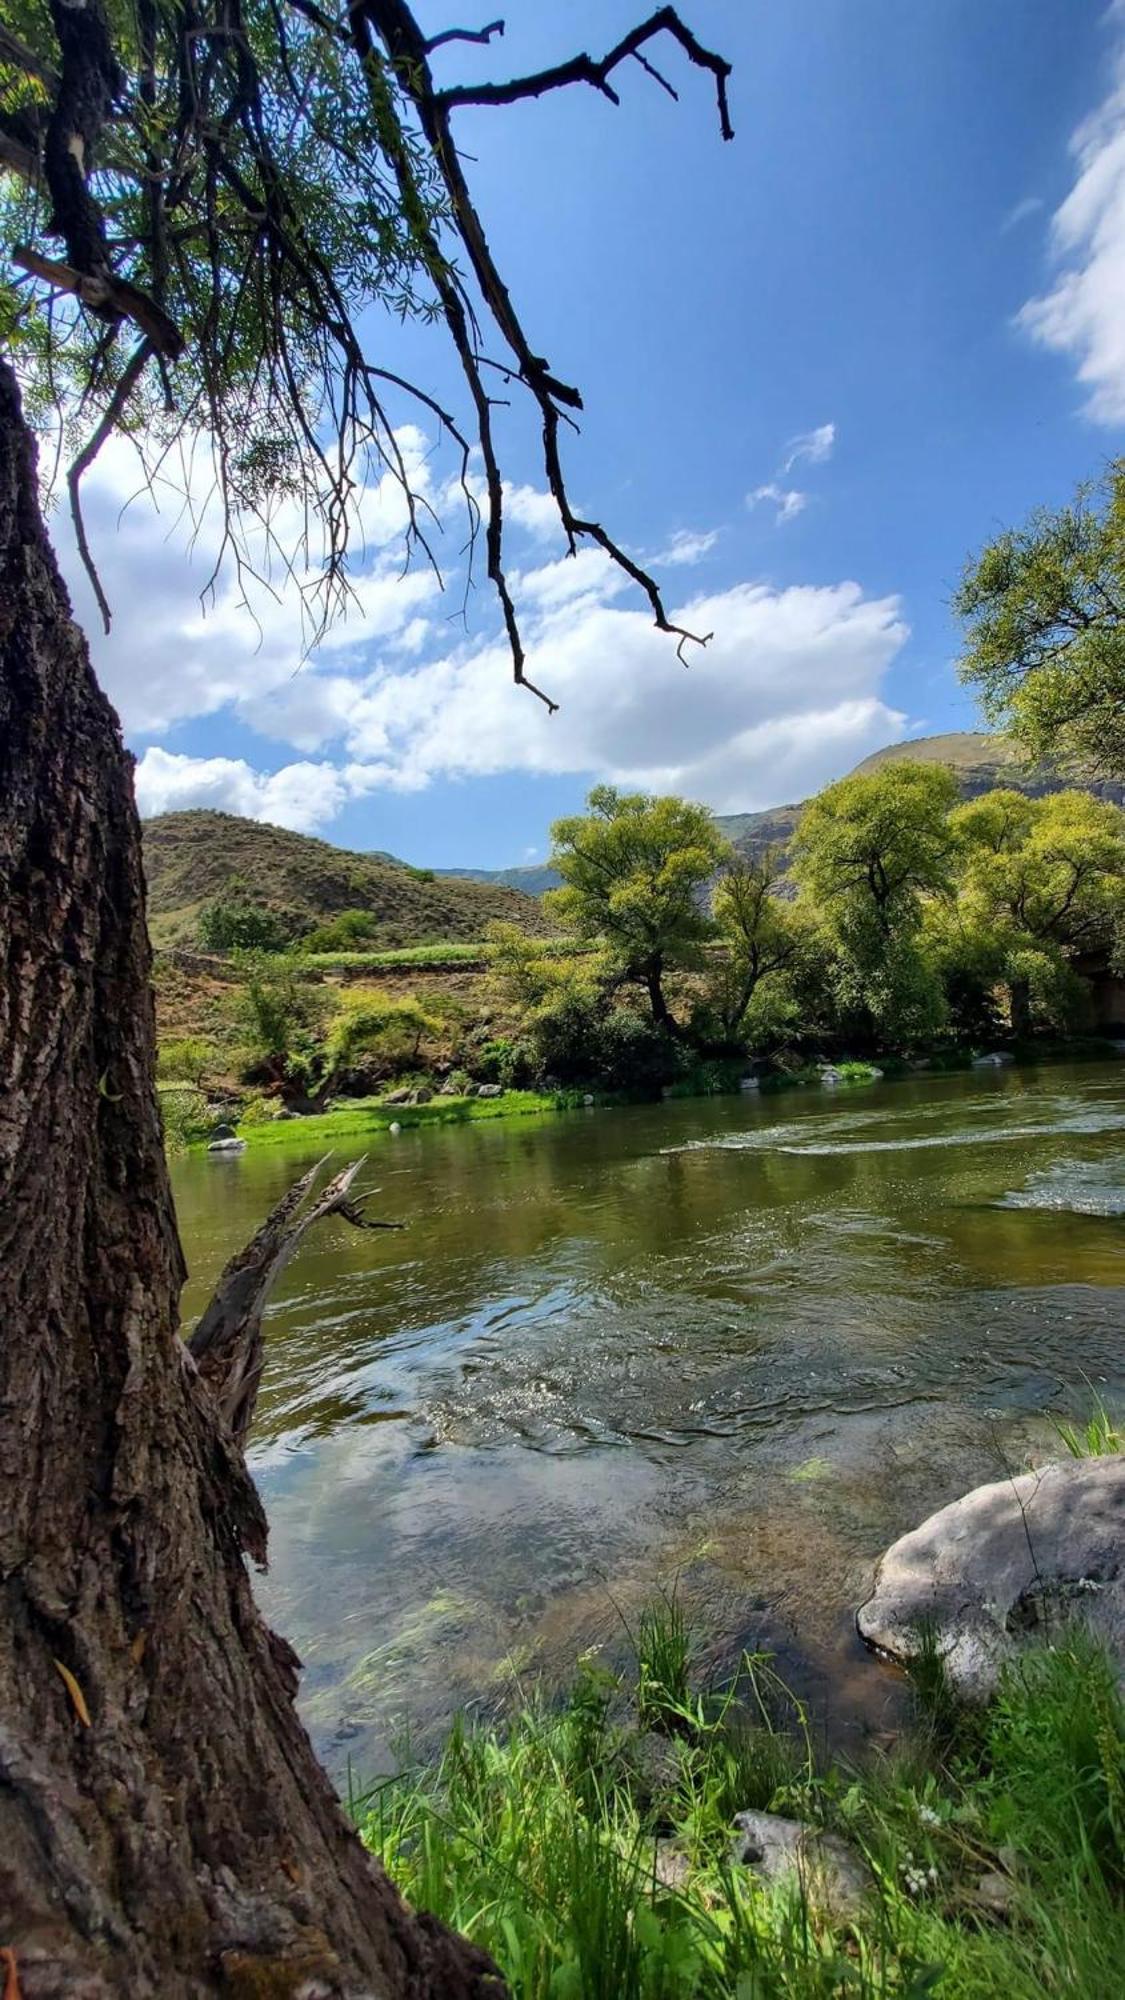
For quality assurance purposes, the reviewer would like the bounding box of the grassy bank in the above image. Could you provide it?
[353,1605,1125,1999]
[189,1088,567,1150]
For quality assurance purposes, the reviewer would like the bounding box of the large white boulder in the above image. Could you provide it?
[857,1457,1125,1699]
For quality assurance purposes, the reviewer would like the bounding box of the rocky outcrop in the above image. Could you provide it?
[858,1457,1125,1699]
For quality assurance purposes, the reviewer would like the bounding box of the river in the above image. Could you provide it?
[172,1060,1125,1777]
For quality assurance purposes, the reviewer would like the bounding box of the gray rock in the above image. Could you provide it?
[207,1136,246,1154]
[972,1050,1014,1068]
[383,1087,412,1104]
[739,1075,761,1092]
[730,1810,872,1920]
[819,1067,842,1086]
[411,1085,434,1104]
[388,1121,402,1135]
[210,1122,237,1141]
[476,1083,503,1099]
[583,1093,595,1107]
[975,1870,1015,1917]
[857,1456,1125,1700]
[651,1840,693,1894]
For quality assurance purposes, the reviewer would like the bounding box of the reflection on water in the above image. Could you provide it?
[173,1062,1125,1775]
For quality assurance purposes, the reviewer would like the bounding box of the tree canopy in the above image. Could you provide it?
[0,2,731,694]
[546,784,729,1026]
[955,459,1125,779]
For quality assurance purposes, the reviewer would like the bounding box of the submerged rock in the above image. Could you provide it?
[730,1810,872,1920]
[857,1457,1125,1699]
[971,1050,1014,1068]
[207,1136,245,1154]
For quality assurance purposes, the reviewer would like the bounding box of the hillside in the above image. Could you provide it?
[142,810,551,949]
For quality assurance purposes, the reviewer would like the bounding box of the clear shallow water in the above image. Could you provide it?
[172,1062,1125,1776]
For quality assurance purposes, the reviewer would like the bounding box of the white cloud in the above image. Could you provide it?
[134,748,352,832]
[748,483,809,524]
[651,527,720,566]
[52,429,909,837]
[1001,194,1045,233]
[1018,27,1125,422]
[279,570,908,814]
[782,422,836,473]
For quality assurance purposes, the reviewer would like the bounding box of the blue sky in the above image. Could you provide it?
[64,1,1125,865]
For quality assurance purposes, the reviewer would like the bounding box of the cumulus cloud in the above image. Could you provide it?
[1018,26,1125,422]
[52,427,908,836]
[134,748,354,832]
[651,527,720,566]
[782,421,836,472]
[56,429,447,736]
[243,571,908,814]
[747,483,809,524]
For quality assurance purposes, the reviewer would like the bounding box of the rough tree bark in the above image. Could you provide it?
[0,359,500,1994]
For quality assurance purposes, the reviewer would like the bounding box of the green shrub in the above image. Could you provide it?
[302,908,380,953]
[156,1034,216,1088]
[199,898,289,953]
[157,1082,211,1152]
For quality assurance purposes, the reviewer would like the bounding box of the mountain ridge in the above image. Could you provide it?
[142,733,1125,942]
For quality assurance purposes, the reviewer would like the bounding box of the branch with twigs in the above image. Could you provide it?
[1,1,732,702]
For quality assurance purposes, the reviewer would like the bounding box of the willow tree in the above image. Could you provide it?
[0,5,732,1993]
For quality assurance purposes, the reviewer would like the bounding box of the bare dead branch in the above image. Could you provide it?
[67,337,154,632]
[434,4,734,139]
[425,20,505,56]
[189,1156,401,1452]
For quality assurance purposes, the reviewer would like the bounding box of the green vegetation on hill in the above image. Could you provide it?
[142,810,551,950]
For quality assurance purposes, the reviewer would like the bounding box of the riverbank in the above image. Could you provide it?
[177,1035,1122,1152]
[354,1603,1125,1999]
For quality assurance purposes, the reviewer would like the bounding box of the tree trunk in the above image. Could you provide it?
[0,358,499,1996]
[643,957,671,1029]
[1009,972,1032,1039]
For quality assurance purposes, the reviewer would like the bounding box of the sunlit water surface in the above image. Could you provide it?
[172,1062,1125,1777]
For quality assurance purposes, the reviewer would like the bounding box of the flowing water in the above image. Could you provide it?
[172,1061,1125,1777]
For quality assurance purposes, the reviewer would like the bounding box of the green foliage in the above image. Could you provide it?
[229,952,333,1092]
[325,994,440,1086]
[792,764,960,1048]
[1051,1391,1123,1459]
[156,1035,216,1089]
[546,786,730,1025]
[794,762,960,925]
[156,1082,212,1153]
[956,460,1125,777]
[198,896,289,954]
[951,789,1125,1032]
[302,909,382,953]
[706,852,806,1040]
[635,1593,694,1732]
[356,1616,1125,2000]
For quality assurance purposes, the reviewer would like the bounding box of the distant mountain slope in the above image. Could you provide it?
[434,733,1125,893]
[142,810,551,949]
[438,861,562,898]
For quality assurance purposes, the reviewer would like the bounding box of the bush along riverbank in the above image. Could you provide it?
[352,1598,1125,2000]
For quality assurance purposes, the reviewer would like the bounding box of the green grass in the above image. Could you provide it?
[199,1088,564,1149]
[1050,1388,1123,1458]
[353,1608,1125,2000]
[301,937,588,972]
